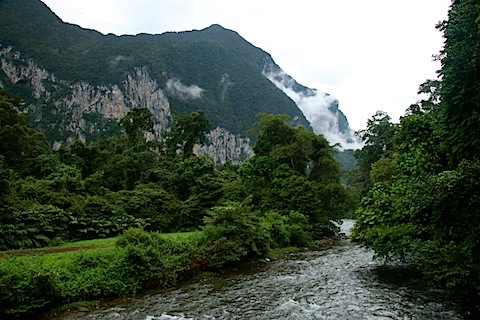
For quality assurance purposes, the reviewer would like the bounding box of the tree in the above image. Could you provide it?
[171,154,223,230]
[237,114,347,237]
[354,111,397,193]
[0,89,51,174]
[202,198,271,266]
[251,113,295,159]
[251,113,339,180]
[118,106,154,146]
[394,111,446,178]
[164,111,211,158]
[352,2,480,313]
[437,0,480,164]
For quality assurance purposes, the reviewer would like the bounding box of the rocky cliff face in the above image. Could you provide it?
[1,46,169,144]
[194,127,254,165]
[0,45,253,163]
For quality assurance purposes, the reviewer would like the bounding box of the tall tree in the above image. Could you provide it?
[118,106,154,146]
[251,113,338,180]
[239,114,348,236]
[164,111,211,158]
[437,0,480,164]
[0,89,50,174]
[354,111,397,192]
[352,1,480,314]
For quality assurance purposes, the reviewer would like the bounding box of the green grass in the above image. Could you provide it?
[0,231,204,258]
[61,231,201,248]
[58,237,117,248]
[158,231,202,240]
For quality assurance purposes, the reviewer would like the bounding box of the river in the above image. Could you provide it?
[55,220,462,319]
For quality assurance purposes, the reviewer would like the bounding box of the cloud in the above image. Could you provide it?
[264,69,363,150]
[166,78,204,100]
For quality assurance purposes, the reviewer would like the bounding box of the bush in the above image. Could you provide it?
[70,195,140,240]
[0,204,72,250]
[116,228,208,288]
[115,185,181,232]
[260,211,290,248]
[260,210,313,248]
[202,198,271,266]
[0,257,60,318]
[57,248,133,300]
[285,211,314,247]
[0,229,210,319]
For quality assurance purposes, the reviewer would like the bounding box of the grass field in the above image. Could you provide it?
[0,231,203,258]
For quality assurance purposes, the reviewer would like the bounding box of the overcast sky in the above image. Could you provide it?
[41,0,451,130]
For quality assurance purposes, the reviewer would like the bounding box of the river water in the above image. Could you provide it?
[57,220,462,320]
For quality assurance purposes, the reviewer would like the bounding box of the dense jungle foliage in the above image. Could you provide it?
[0,85,352,251]
[351,0,480,316]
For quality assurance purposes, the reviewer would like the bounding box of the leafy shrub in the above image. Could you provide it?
[202,198,271,266]
[70,195,140,240]
[57,249,133,300]
[352,160,480,314]
[115,185,181,232]
[260,210,313,248]
[116,228,208,288]
[284,211,314,247]
[0,257,60,318]
[260,211,290,248]
[0,230,210,319]
[0,204,72,250]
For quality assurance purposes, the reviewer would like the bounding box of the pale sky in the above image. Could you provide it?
[41,0,451,131]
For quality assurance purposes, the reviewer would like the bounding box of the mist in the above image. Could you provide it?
[264,69,363,150]
[166,78,204,100]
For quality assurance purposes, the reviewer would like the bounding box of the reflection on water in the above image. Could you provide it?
[55,220,462,320]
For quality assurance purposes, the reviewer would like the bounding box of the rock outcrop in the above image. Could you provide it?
[194,127,254,165]
[0,46,253,163]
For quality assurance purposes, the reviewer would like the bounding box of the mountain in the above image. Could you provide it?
[0,0,360,163]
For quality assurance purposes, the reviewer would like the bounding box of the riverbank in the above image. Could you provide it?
[0,227,339,319]
[46,237,339,319]
[0,230,207,319]
[45,221,462,320]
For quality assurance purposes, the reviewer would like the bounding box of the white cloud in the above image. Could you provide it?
[166,79,204,100]
[264,69,363,150]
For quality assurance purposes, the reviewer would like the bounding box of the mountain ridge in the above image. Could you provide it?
[0,0,360,163]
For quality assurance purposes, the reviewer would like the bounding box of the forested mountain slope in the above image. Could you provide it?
[0,0,358,162]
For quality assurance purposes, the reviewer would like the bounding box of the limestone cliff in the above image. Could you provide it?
[1,46,169,145]
[0,46,253,163]
[194,127,254,165]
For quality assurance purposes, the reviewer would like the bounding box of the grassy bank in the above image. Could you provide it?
[0,232,200,258]
[0,230,208,319]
